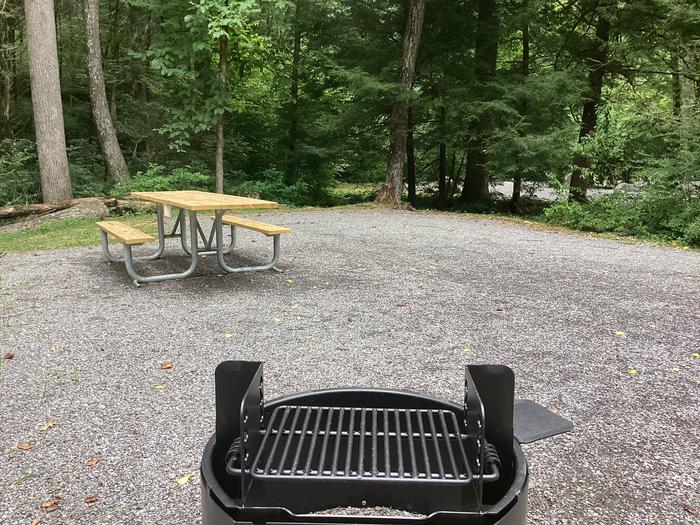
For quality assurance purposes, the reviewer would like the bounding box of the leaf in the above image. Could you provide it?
[40,494,62,510]
[2,352,14,360]
[31,519,41,525]
[49,345,56,352]
[17,443,33,451]
[40,420,56,432]
[683,504,698,516]
[547,407,560,414]
[160,361,173,369]
[627,369,637,375]
[463,347,474,353]
[224,332,233,339]
[154,383,166,390]
[286,279,295,283]
[84,495,100,505]
[692,353,700,359]
[176,473,193,486]
[615,331,626,337]
[86,457,100,467]
[396,302,408,307]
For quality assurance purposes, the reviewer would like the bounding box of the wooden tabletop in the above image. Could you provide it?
[130,190,279,211]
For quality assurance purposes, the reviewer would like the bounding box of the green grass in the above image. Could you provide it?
[0,214,157,253]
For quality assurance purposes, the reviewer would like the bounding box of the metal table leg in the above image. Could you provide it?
[122,209,200,285]
[214,210,282,274]
[180,210,236,256]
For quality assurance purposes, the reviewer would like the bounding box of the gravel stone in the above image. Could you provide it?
[0,208,698,525]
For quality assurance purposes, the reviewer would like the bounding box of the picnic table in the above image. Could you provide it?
[96,190,291,285]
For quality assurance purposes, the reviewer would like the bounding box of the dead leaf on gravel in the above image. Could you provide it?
[2,352,14,360]
[31,518,41,525]
[463,347,474,353]
[683,504,699,516]
[176,473,193,486]
[628,369,638,375]
[396,302,408,307]
[547,407,560,414]
[160,361,173,369]
[49,345,56,352]
[84,495,100,505]
[40,494,62,511]
[17,443,33,451]
[86,457,99,467]
[615,331,626,337]
[692,353,700,359]
[224,332,233,339]
[40,420,56,431]
[154,383,166,390]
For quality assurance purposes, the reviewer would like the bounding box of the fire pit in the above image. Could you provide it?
[201,361,572,525]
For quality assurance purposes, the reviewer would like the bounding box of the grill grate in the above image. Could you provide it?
[250,405,473,483]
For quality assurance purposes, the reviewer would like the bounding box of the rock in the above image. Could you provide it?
[0,198,109,234]
[614,182,642,194]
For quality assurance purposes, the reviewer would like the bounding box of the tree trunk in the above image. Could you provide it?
[107,0,122,121]
[671,50,681,118]
[460,0,498,203]
[406,108,416,205]
[438,142,447,209]
[286,2,302,185]
[569,9,611,203]
[376,0,426,206]
[215,35,229,194]
[24,0,72,203]
[85,0,129,183]
[511,18,529,213]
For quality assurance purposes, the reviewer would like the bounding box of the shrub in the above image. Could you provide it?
[112,164,214,195]
[0,139,40,204]
[226,169,312,206]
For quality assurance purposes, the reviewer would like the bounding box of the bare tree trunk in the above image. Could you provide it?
[24,0,72,203]
[406,108,416,205]
[85,0,129,183]
[215,35,229,194]
[511,17,529,213]
[107,0,122,121]
[569,8,611,203]
[376,0,426,206]
[436,143,448,210]
[460,0,498,203]
[671,50,682,118]
[286,1,302,184]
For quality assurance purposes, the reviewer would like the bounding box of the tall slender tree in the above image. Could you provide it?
[461,0,498,203]
[568,4,612,203]
[24,0,72,203]
[376,0,426,206]
[85,0,129,183]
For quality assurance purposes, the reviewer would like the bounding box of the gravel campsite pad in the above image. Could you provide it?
[0,208,698,525]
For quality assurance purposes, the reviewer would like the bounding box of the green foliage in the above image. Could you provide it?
[112,164,214,195]
[0,139,40,204]
[544,184,700,246]
[226,168,312,205]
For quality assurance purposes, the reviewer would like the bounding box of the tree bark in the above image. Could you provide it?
[438,142,447,209]
[85,0,129,183]
[376,0,426,206]
[24,0,72,203]
[671,50,681,118]
[406,108,416,205]
[286,2,302,184]
[511,18,529,213]
[215,34,229,194]
[569,8,611,203]
[460,0,498,203]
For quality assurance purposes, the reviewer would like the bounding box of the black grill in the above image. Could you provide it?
[252,406,472,482]
[201,361,573,525]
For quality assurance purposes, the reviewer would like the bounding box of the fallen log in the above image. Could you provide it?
[0,200,78,220]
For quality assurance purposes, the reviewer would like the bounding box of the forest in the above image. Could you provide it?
[1,0,699,245]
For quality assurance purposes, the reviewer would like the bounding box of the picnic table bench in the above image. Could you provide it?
[98,190,291,285]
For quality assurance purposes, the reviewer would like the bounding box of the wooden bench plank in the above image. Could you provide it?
[96,221,155,245]
[219,215,291,236]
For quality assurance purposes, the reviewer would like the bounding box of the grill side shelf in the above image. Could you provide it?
[249,406,475,484]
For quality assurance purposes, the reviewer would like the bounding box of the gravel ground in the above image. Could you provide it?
[0,208,698,525]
